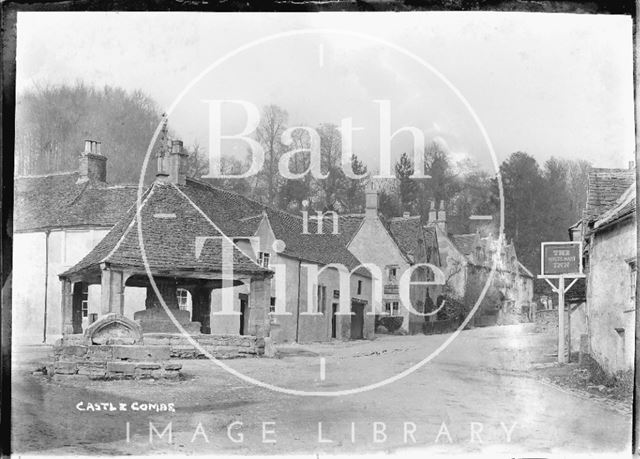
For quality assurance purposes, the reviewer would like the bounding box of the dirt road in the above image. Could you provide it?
[11,324,631,456]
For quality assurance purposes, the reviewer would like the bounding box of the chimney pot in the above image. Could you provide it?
[77,139,107,183]
[629,161,635,170]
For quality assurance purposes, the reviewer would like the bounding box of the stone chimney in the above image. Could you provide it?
[156,139,188,185]
[365,181,379,218]
[77,140,107,184]
[168,140,188,185]
[402,211,410,218]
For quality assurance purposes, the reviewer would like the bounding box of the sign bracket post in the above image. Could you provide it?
[539,241,586,364]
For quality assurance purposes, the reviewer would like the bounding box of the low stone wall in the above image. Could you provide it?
[49,343,181,380]
[143,333,263,359]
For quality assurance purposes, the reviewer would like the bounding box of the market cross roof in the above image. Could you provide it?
[60,181,270,277]
[61,177,369,277]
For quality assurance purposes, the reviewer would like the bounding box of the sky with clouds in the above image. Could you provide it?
[16,11,635,173]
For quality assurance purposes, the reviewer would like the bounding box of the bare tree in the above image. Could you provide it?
[254,105,288,206]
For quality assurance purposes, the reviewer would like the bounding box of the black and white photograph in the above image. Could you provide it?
[4,6,638,457]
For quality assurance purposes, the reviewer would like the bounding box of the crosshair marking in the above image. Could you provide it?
[320,357,326,380]
[318,44,324,67]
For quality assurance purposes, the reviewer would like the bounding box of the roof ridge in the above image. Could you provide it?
[186,177,269,209]
[15,171,77,179]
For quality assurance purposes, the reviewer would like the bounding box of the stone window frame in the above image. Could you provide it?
[626,257,636,309]
[81,284,89,318]
[176,288,190,311]
[384,300,400,316]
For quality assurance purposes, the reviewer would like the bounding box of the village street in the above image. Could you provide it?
[12,324,631,456]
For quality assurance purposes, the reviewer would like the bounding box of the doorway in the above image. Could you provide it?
[71,282,86,334]
[331,303,338,338]
[239,293,248,335]
[350,301,364,340]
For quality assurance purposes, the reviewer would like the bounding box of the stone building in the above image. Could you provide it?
[433,216,534,327]
[336,183,443,334]
[573,167,636,375]
[15,139,374,345]
[13,140,143,344]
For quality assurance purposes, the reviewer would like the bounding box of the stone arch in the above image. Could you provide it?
[84,313,143,345]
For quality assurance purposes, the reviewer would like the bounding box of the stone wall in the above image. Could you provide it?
[143,333,262,359]
[587,220,636,374]
[49,343,181,380]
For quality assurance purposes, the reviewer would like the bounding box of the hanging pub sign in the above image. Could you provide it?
[540,241,583,278]
[538,240,585,365]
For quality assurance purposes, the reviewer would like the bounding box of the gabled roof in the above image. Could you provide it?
[61,181,269,277]
[14,172,138,232]
[336,213,440,265]
[593,184,636,232]
[584,168,635,222]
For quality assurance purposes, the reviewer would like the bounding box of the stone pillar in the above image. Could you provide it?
[190,286,212,334]
[248,277,271,338]
[101,268,124,315]
[145,278,179,310]
[61,279,74,335]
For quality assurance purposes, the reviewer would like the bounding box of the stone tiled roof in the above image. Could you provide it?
[593,184,636,231]
[584,168,635,222]
[263,208,364,271]
[388,216,423,259]
[450,233,478,257]
[61,182,269,277]
[14,172,138,232]
[336,214,366,246]
[182,179,365,271]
